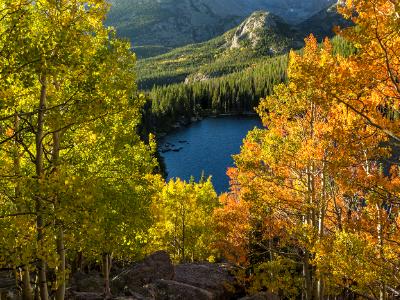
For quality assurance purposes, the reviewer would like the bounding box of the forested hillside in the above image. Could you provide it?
[136,5,353,133]
[1,1,400,300]
[140,36,354,133]
[136,5,348,89]
[136,11,296,90]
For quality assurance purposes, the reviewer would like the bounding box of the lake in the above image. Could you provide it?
[160,115,263,193]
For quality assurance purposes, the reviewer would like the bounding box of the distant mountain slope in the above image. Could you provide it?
[136,11,296,89]
[249,0,337,24]
[105,0,336,56]
[296,4,352,40]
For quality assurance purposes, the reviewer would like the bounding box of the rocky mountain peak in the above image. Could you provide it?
[228,11,292,54]
[231,11,277,49]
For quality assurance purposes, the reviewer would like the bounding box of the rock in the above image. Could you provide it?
[0,272,16,299]
[239,291,280,300]
[147,279,214,300]
[0,290,17,300]
[70,292,104,300]
[185,72,210,84]
[113,295,152,300]
[229,11,290,54]
[111,251,174,295]
[0,278,14,289]
[174,263,235,299]
[71,271,104,293]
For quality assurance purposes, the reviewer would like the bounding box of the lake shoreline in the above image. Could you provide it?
[155,111,259,140]
[158,115,262,193]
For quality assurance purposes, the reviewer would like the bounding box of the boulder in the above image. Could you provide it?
[146,279,214,300]
[113,295,152,300]
[70,292,104,300]
[70,271,104,293]
[239,291,280,300]
[0,273,16,300]
[111,251,174,295]
[173,263,235,299]
[0,290,17,300]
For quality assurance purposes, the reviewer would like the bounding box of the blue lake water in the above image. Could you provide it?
[160,116,263,193]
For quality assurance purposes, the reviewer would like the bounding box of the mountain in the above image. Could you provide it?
[229,12,292,50]
[105,0,336,57]
[136,10,296,89]
[247,0,337,24]
[297,3,352,40]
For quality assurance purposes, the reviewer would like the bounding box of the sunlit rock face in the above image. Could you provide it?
[106,0,337,50]
[229,11,293,54]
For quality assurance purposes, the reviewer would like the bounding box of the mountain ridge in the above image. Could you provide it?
[296,3,352,40]
[106,0,337,56]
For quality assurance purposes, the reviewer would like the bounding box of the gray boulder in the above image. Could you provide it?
[239,291,280,300]
[113,296,152,300]
[71,271,104,293]
[70,292,104,300]
[111,251,174,295]
[174,263,235,299]
[146,279,214,300]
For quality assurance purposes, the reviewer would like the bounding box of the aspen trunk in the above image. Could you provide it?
[181,211,186,262]
[51,130,65,300]
[13,112,21,198]
[377,206,386,300]
[305,164,313,300]
[180,201,186,263]
[55,229,66,300]
[14,113,34,299]
[103,253,112,298]
[22,266,33,300]
[36,76,49,300]
[303,251,313,300]
[316,162,327,300]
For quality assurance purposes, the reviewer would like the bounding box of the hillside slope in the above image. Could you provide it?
[136,11,296,89]
[296,3,352,40]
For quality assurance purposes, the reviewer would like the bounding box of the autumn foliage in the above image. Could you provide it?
[214,0,400,299]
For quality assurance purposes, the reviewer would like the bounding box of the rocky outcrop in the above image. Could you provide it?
[108,252,236,299]
[69,292,105,300]
[111,251,175,295]
[174,263,235,299]
[147,279,214,300]
[239,292,280,300]
[70,272,104,293]
[185,72,211,84]
[0,251,242,300]
[228,11,292,54]
[0,274,18,300]
[230,11,277,49]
